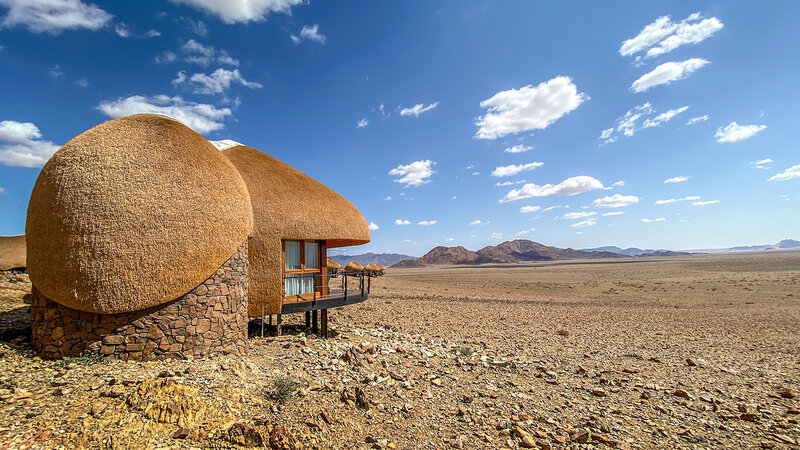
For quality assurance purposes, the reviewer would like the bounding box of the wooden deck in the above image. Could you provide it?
[280,289,369,314]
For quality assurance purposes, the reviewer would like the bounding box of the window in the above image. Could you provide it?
[283,240,324,297]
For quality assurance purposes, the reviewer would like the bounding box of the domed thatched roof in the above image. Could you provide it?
[26,114,253,314]
[345,261,364,273]
[364,263,380,272]
[222,144,370,316]
[0,235,26,271]
[326,257,342,269]
[376,264,386,271]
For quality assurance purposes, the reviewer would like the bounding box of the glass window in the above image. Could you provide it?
[285,240,300,270]
[285,274,316,296]
[305,241,319,269]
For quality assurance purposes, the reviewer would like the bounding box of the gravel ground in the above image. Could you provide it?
[0,251,798,449]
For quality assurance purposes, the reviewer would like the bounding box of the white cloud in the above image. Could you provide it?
[400,102,439,118]
[0,120,60,167]
[173,68,262,95]
[750,158,772,169]
[74,77,89,87]
[470,220,490,226]
[598,128,614,141]
[155,50,178,64]
[0,0,112,34]
[158,40,239,66]
[516,228,536,236]
[168,0,302,24]
[612,180,625,187]
[520,205,541,213]
[368,222,379,231]
[692,200,719,206]
[504,144,533,154]
[383,196,392,201]
[501,176,603,203]
[489,232,504,240]
[575,231,584,235]
[445,237,455,242]
[631,58,709,93]
[96,94,232,134]
[665,176,690,183]
[642,106,689,128]
[714,122,767,143]
[48,64,64,78]
[654,196,701,205]
[389,160,435,187]
[296,24,325,43]
[114,23,131,37]
[542,206,562,212]
[475,76,588,140]
[418,220,437,226]
[640,218,666,223]
[570,219,596,228]
[561,211,596,220]
[603,211,625,217]
[686,115,708,125]
[491,162,543,177]
[620,13,723,59]
[0,186,4,194]
[768,163,800,182]
[593,194,640,208]
[394,219,411,226]
[356,118,369,128]
[495,180,526,187]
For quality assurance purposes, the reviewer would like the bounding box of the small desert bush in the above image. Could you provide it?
[459,346,474,358]
[56,351,108,367]
[556,329,570,337]
[272,375,301,402]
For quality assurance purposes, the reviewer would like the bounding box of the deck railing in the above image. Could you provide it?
[281,270,382,303]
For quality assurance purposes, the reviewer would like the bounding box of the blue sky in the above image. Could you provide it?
[1,1,798,256]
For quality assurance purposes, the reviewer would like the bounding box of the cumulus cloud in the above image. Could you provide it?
[654,196,701,205]
[750,158,772,169]
[491,162,543,177]
[157,39,239,67]
[642,106,689,128]
[603,211,625,216]
[96,94,232,134]
[173,68,262,95]
[631,58,709,93]
[686,115,708,125]
[561,211,597,219]
[0,120,60,167]
[368,222,379,231]
[0,0,112,34]
[640,218,666,223]
[470,220,490,226]
[692,200,719,206]
[501,176,603,203]
[516,228,536,236]
[356,118,369,128]
[620,13,723,59]
[389,160,435,187]
[665,176,690,183]
[768,163,800,182]
[418,220,437,226]
[520,205,541,213]
[475,76,588,140]
[115,23,159,38]
[291,24,325,44]
[400,102,439,118]
[593,194,640,208]
[570,219,596,228]
[504,144,533,154]
[445,237,455,242]
[168,0,302,24]
[714,122,767,143]
[394,219,411,226]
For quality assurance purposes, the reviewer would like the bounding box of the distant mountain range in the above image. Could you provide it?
[328,252,416,268]
[387,238,799,268]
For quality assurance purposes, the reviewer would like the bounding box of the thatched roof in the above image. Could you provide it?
[376,264,386,271]
[364,263,381,272]
[222,144,370,316]
[26,114,253,314]
[326,257,342,269]
[345,261,364,273]
[0,235,26,271]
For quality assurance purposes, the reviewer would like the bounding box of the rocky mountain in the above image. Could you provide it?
[393,239,624,266]
[329,252,415,267]
[693,239,800,254]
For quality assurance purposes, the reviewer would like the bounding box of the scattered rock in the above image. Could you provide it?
[227,422,263,447]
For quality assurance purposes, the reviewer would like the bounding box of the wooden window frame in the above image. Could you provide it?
[282,239,328,300]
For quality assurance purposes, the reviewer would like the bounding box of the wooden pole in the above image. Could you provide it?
[312,309,318,334]
[305,311,311,328]
[277,314,282,336]
[321,309,328,338]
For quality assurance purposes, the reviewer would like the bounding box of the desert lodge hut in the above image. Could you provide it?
[0,235,26,272]
[326,258,342,277]
[25,114,371,361]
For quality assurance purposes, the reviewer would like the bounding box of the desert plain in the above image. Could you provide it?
[0,251,798,449]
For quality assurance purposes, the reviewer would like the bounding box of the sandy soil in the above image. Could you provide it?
[0,252,798,449]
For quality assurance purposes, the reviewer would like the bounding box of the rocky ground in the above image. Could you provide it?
[0,251,798,449]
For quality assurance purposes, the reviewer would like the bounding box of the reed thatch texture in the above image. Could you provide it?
[0,235,26,271]
[326,258,342,269]
[345,261,364,273]
[26,114,253,314]
[364,263,380,273]
[222,145,370,316]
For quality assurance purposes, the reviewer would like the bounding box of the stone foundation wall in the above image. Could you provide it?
[31,241,249,361]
